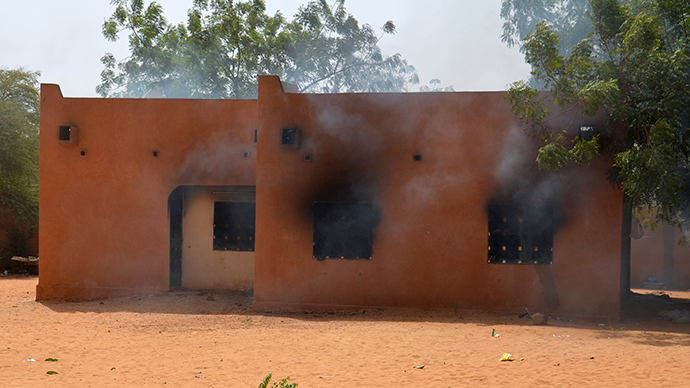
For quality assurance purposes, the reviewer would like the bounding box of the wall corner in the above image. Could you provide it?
[258,76,284,99]
[41,84,64,100]
[258,76,299,98]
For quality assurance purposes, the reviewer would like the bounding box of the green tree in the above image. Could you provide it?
[280,0,417,93]
[0,68,39,267]
[98,0,418,98]
[419,78,455,92]
[0,68,40,224]
[500,0,594,55]
[506,0,690,226]
[500,0,594,88]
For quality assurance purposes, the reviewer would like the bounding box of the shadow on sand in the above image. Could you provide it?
[36,287,690,336]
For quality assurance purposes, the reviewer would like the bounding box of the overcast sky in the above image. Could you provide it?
[0,0,531,97]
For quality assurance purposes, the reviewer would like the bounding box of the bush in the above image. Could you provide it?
[258,372,297,388]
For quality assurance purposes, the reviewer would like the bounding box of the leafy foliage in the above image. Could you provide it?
[500,0,594,55]
[98,0,418,98]
[534,132,601,171]
[0,68,39,224]
[281,0,417,93]
[506,0,690,226]
[419,78,455,92]
[258,372,297,388]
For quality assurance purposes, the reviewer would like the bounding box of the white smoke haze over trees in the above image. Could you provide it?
[99,0,419,98]
[0,68,40,267]
[501,0,690,228]
[500,0,593,53]
[0,68,40,225]
[1,1,531,97]
[500,0,593,88]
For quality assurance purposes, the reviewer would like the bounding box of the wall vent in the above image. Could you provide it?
[280,128,300,148]
[58,125,78,145]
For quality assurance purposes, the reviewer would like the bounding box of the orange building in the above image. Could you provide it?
[37,76,623,318]
[631,223,690,290]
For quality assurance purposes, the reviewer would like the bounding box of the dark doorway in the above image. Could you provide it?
[169,187,185,288]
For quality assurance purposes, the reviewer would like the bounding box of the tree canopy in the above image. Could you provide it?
[500,0,594,54]
[98,0,419,98]
[0,68,40,225]
[506,0,690,226]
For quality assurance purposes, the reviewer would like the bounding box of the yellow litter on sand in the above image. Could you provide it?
[499,353,513,362]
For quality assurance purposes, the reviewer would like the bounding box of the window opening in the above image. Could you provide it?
[487,204,553,264]
[58,125,78,145]
[59,126,71,141]
[313,202,375,260]
[213,202,256,251]
[280,128,300,148]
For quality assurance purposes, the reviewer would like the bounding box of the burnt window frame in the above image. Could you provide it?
[487,204,554,265]
[312,202,376,261]
[213,201,256,252]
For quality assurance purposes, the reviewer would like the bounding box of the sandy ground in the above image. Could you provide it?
[2,276,690,387]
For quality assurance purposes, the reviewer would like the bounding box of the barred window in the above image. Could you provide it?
[487,205,553,265]
[213,202,256,251]
[313,202,375,260]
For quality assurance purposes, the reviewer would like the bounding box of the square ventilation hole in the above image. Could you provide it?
[58,125,78,145]
[280,128,300,148]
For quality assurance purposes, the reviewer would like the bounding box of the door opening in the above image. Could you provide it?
[168,186,256,292]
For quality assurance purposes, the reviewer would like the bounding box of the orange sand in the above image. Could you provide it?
[1,276,689,387]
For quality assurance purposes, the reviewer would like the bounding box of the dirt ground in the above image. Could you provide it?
[1,276,690,387]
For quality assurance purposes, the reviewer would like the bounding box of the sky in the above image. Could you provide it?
[0,0,531,97]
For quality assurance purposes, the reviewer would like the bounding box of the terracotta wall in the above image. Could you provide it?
[254,76,623,318]
[38,78,624,317]
[631,224,690,289]
[37,85,257,300]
